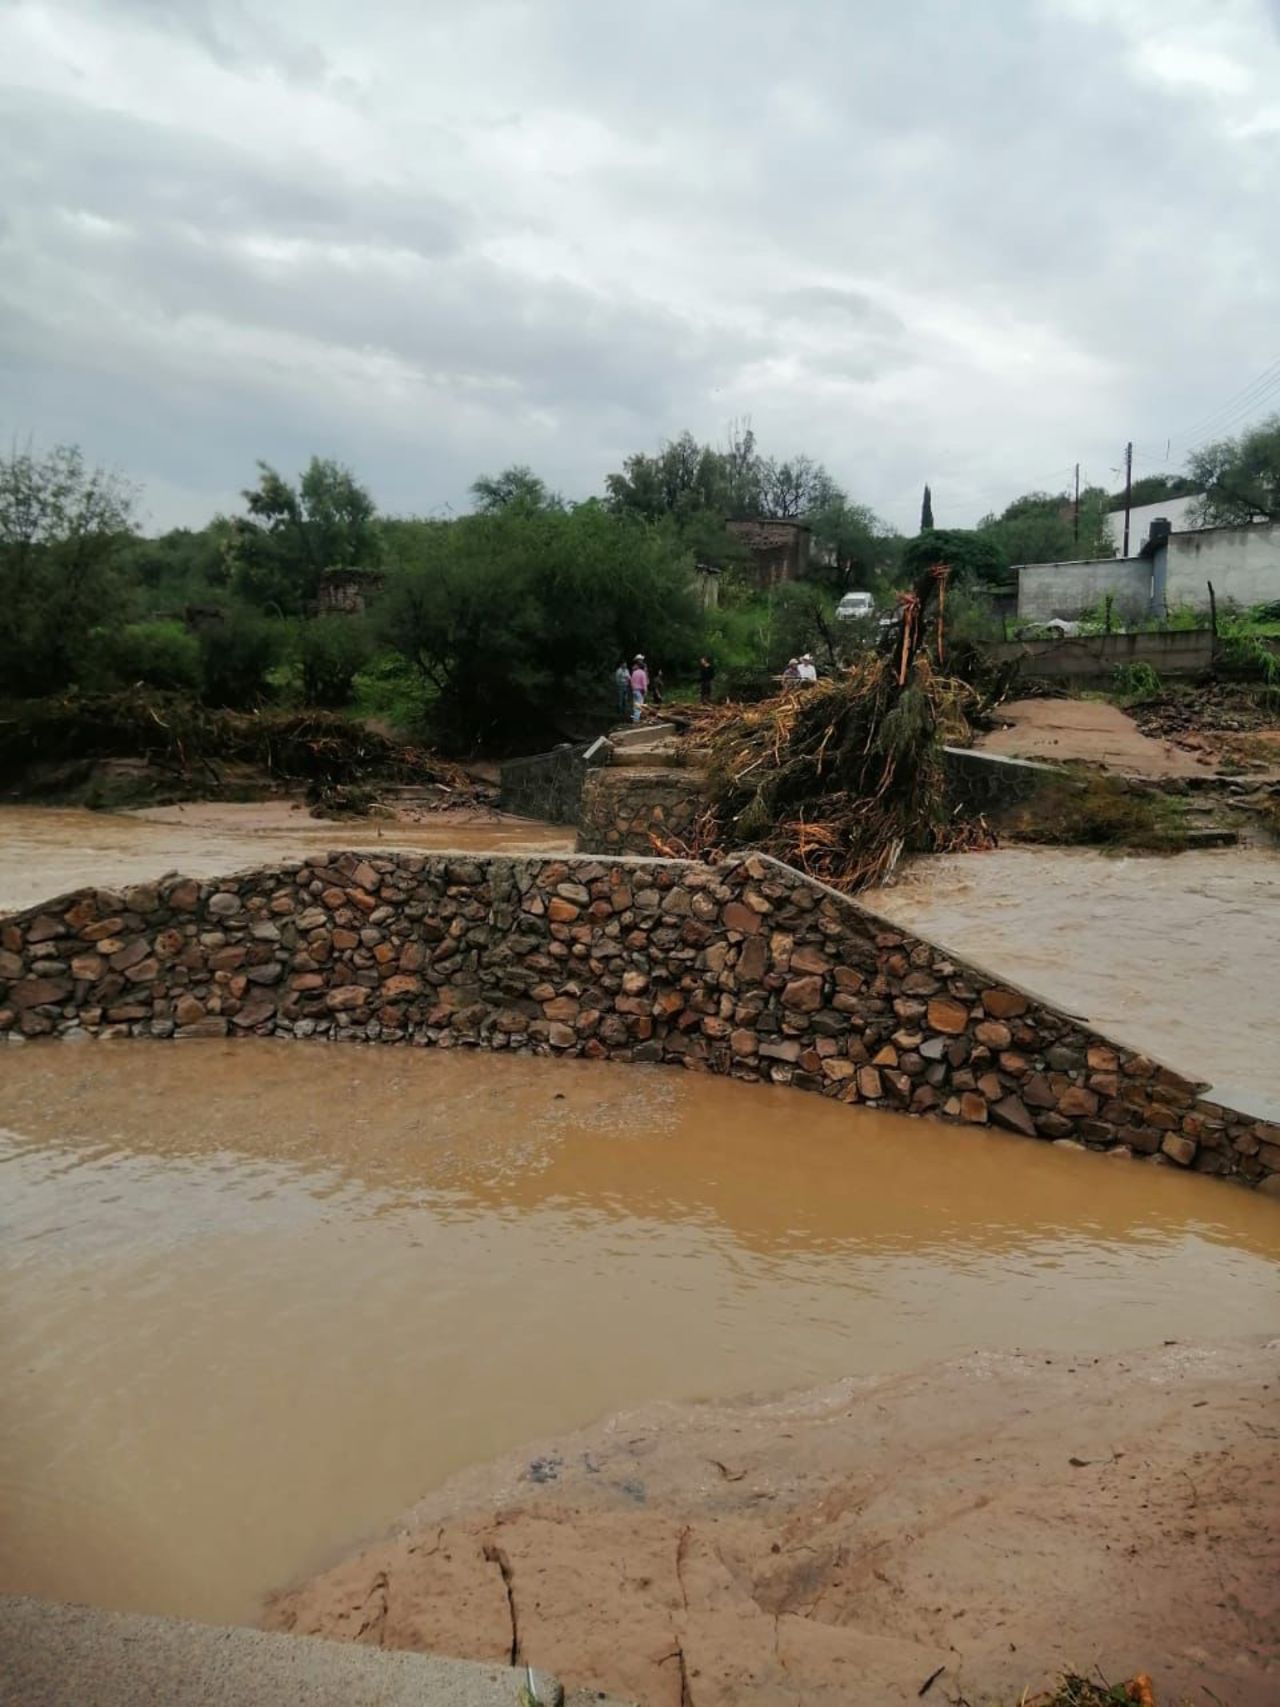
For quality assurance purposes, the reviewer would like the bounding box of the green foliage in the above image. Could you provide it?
[196,608,286,708]
[87,620,204,694]
[902,528,1007,586]
[1216,610,1280,684]
[349,651,433,732]
[977,486,1112,566]
[920,483,934,530]
[0,442,138,696]
[1112,661,1162,699]
[297,616,374,708]
[942,584,1008,645]
[1123,472,1199,507]
[228,456,380,615]
[119,520,233,613]
[764,582,839,671]
[469,465,562,514]
[377,502,701,752]
[1189,413,1280,525]
[806,494,900,593]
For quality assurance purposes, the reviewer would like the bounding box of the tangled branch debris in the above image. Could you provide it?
[0,690,487,809]
[668,565,995,890]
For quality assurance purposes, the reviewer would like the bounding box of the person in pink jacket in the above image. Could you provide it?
[629,655,649,722]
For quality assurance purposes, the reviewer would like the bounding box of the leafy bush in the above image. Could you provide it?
[1112,661,1162,699]
[378,502,701,752]
[88,620,204,693]
[197,608,286,708]
[298,616,373,708]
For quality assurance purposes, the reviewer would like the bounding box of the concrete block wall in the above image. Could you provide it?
[1016,558,1151,622]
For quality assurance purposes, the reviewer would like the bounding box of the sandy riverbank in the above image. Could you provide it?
[266,1337,1280,1707]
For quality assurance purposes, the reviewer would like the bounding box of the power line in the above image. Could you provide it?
[1133,356,1280,460]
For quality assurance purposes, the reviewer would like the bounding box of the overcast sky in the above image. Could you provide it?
[3,0,1279,535]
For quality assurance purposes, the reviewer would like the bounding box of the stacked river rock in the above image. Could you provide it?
[1,850,1276,1191]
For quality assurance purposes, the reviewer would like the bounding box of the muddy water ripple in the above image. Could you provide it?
[1,1039,1277,1627]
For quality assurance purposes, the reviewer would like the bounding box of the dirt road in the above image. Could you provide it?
[974,698,1212,777]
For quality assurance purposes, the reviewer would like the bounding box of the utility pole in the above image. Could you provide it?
[1073,462,1080,547]
[1121,441,1133,557]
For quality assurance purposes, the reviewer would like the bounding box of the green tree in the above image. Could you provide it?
[378,502,701,752]
[806,493,899,592]
[1189,415,1280,525]
[1122,473,1200,507]
[605,430,736,522]
[757,453,832,519]
[920,484,934,530]
[470,465,562,515]
[901,527,1007,586]
[977,488,1112,565]
[297,615,374,708]
[119,520,234,612]
[0,442,138,695]
[228,457,380,615]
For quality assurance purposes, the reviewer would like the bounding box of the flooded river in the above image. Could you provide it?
[867,844,1280,1119]
[2,1039,1277,1630]
[0,803,573,914]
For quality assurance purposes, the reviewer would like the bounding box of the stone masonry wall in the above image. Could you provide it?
[1,851,1276,1191]
[577,768,707,855]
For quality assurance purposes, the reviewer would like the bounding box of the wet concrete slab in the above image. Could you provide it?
[0,1596,600,1707]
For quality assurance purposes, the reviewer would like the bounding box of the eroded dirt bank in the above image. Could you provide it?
[267,1338,1280,1707]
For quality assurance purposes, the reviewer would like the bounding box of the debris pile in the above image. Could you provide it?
[0,691,489,813]
[670,566,994,890]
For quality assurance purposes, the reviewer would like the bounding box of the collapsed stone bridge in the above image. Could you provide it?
[1,850,1276,1191]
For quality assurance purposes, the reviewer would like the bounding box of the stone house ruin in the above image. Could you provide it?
[725,519,813,589]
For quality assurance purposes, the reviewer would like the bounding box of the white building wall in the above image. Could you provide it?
[1160,524,1280,610]
[1103,494,1202,553]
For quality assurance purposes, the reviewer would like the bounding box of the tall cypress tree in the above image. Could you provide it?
[920,484,935,530]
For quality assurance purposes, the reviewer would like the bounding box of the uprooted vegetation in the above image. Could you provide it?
[663,568,1000,890]
[0,690,489,814]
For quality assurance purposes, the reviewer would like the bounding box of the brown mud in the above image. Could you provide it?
[268,1338,1280,1707]
[974,698,1214,778]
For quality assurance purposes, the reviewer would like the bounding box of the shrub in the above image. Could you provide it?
[84,620,204,694]
[298,616,374,708]
[1216,612,1280,685]
[1112,661,1162,699]
[197,608,286,708]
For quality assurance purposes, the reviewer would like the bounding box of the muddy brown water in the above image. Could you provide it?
[0,803,573,914]
[866,844,1280,1119]
[1,1040,1278,1632]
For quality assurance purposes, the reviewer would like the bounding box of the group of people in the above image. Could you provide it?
[614,654,718,722]
[783,654,819,684]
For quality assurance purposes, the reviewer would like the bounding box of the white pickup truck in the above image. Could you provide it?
[835,591,874,621]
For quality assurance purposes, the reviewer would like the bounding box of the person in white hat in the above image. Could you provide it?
[798,653,818,683]
[629,654,649,722]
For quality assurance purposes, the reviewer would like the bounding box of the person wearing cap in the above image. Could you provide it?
[782,657,801,685]
[629,654,649,722]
